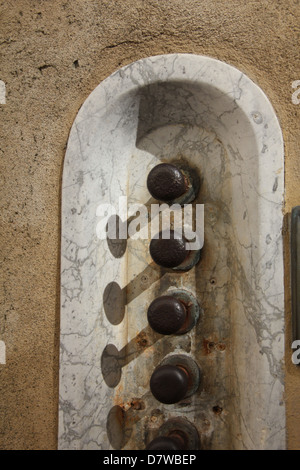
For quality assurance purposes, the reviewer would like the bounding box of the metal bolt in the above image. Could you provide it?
[147,163,188,202]
[150,364,189,404]
[146,431,187,450]
[149,230,189,268]
[145,417,200,451]
[147,295,187,335]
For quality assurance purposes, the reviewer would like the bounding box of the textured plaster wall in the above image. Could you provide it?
[0,0,299,450]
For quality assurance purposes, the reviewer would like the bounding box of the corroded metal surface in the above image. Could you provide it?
[147,163,188,202]
[150,364,189,404]
[149,230,188,268]
[147,295,186,335]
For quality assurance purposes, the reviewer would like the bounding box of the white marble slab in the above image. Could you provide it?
[59,54,285,450]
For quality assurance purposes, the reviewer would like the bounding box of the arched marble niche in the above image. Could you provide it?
[59,54,285,450]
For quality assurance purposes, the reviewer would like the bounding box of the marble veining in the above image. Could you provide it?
[59,54,285,450]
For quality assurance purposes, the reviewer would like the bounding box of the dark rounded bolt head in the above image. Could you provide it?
[150,364,189,404]
[147,295,186,335]
[147,163,188,202]
[146,436,184,451]
[150,230,189,268]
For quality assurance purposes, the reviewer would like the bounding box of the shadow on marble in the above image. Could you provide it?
[101,325,163,388]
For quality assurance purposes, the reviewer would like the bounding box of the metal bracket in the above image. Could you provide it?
[291,206,300,343]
